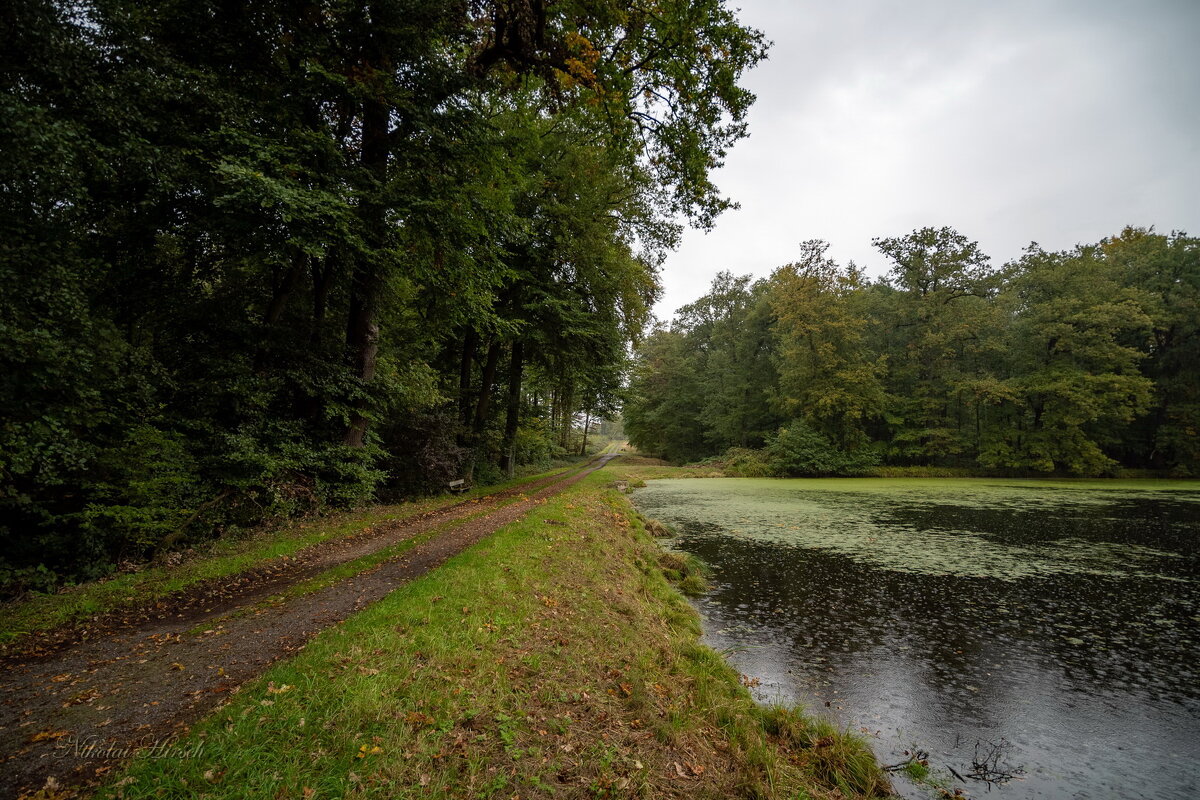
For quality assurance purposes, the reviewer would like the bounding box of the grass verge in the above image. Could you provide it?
[0,468,571,646]
[100,469,889,799]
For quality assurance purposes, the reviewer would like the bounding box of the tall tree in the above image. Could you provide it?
[873,227,997,463]
[770,241,884,451]
[977,244,1154,473]
[1102,227,1200,472]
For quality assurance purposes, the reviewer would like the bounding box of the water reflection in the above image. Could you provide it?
[633,479,1200,799]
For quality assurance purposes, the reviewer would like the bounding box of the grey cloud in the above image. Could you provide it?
[656,0,1200,317]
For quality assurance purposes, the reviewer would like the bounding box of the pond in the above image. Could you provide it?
[631,478,1200,799]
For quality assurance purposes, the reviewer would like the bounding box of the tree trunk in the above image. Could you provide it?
[461,340,501,481]
[472,341,502,434]
[558,384,574,450]
[499,340,524,477]
[264,251,307,327]
[579,408,591,456]
[310,253,335,346]
[254,251,307,372]
[343,82,389,448]
[459,328,478,429]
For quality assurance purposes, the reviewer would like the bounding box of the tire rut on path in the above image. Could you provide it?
[0,454,618,799]
[2,460,596,664]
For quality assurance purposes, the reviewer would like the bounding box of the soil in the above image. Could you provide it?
[0,456,617,799]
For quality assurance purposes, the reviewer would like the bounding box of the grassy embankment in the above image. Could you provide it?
[0,464,585,647]
[99,463,890,799]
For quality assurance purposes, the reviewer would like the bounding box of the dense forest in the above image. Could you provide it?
[625,227,1199,477]
[1,0,767,589]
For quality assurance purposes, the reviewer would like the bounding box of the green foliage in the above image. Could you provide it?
[625,273,780,461]
[512,421,561,469]
[975,243,1154,474]
[770,241,885,449]
[719,448,775,478]
[766,422,881,477]
[2,1,765,590]
[625,227,1199,478]
[75,426,203,557]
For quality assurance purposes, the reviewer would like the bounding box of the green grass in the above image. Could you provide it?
[606,455,726,483]
[186,501,516,635]
[0,467,571,646]
[655,548,709,597]
[100,468,889,799]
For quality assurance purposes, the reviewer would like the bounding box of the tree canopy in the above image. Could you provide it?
[0,0,766,589]
[625,226,1200,478]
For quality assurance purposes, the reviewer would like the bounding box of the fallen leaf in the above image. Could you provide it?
[355,744,383,759]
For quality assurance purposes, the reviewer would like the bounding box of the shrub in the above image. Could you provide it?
[720,447,773,477]
[766,421,879,477]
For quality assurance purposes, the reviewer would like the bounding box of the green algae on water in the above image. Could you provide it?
[632,478,1199,582]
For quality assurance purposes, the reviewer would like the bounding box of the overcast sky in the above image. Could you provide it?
[654,0,1200,317]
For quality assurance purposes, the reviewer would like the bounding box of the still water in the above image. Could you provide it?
[631,478,1200,799]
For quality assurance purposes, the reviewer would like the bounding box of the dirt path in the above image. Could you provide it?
[3,462,602,665]
[0,455,618,799]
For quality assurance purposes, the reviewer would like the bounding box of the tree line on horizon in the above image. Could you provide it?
[0,0,767,590]
[624,226,1199,477]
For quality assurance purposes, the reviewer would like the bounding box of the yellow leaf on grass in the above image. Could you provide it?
[355,744,383,759]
